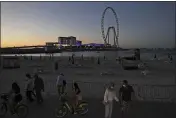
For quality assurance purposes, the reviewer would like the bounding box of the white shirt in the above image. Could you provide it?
[56,75,64,86]
[25,78,34,91]
[104,88,119,103]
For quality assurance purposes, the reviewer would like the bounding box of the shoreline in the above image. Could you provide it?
[0,48,129,54]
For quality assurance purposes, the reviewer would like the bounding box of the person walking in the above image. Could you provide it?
[56,73,65,96]
[55,61,58,71]
[119,80,135,118]
[34,74,44,104]
[25,73,34,102]
[103,82,119,118]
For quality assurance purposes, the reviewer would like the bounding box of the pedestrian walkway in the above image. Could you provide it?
[3,95,176,118]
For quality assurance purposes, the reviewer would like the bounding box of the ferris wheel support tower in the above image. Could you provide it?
[101,7,119,48]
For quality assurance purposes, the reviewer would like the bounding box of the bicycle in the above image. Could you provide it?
[0,93,28,118]
[55,93,88,117]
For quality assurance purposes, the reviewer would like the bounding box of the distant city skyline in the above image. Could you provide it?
[1,2,175,48]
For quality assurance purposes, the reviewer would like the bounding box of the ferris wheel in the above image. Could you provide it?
[101,7,119,47]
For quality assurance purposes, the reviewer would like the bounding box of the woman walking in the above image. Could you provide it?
[103,82,119,118]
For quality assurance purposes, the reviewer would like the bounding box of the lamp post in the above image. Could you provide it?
[175,38,176,84]
[0,2,1,71]
[174,37,176,103]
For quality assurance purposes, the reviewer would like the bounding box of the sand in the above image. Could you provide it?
[0,53,175,101]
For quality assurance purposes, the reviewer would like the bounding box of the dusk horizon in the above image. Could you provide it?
[1,2,175,48]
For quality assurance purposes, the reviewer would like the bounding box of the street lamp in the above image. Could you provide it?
[175,39,176,84]
[174,36,176,103]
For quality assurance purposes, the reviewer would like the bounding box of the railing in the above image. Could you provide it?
[44,81,176,102]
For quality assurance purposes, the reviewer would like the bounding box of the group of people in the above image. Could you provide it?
[7,73,44,114]
[25,73,44,103]
[7,72,134,118]
[56,73,82,114]
[154,53,173,62]
[103,80,135,118]
[55,75,136,118]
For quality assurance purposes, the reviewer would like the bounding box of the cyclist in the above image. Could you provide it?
[72,82,82,114]
[8,82,22,114]
[62,80,67,94]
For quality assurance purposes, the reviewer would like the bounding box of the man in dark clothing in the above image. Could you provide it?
[34,74,44,104]
[119,80,134,118]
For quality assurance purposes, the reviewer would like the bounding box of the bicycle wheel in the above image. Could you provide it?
[0,103,7,116]
[55,105,68,118]
[16,104,28,118]
[76,102,88,115]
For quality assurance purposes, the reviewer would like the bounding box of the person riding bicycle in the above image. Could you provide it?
[8,82,22,114]
[62,80,67,94]
[72,82,82,114]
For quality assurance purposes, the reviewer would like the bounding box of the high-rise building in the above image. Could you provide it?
[58,36,76,46]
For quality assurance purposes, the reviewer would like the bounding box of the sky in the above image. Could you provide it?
[1,2,175,48]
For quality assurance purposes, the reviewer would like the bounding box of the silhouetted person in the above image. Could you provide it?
[97,57,100,65]
[72,54,74,59]
[31,56,32,60]
[118,57,121,64]
[72,54,75,64]
[9,82,22,114]
[69,56,71,61]
[25,73,34,102]
[40,55,42,60]
[154,54,157,59]
[119,80,135,118]
[72,58,75,64]
[168,53,170,59]
[55,62,58,71]
[104,56,106,60]
[81,54,84,60]
[71,54,74,64]
[34,74,44,104]
[62,80,67,94]
[170,55,173,62]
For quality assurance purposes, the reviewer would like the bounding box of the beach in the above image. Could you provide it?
[0,50,175,101]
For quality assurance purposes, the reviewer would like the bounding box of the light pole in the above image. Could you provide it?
[175,38,176,84]
[174,35,176,103]
[0,3,1,70]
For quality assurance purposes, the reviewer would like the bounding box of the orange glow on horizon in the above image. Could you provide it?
[2,36,101,47]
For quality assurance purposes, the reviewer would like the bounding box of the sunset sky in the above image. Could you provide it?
[1,2,175,48]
